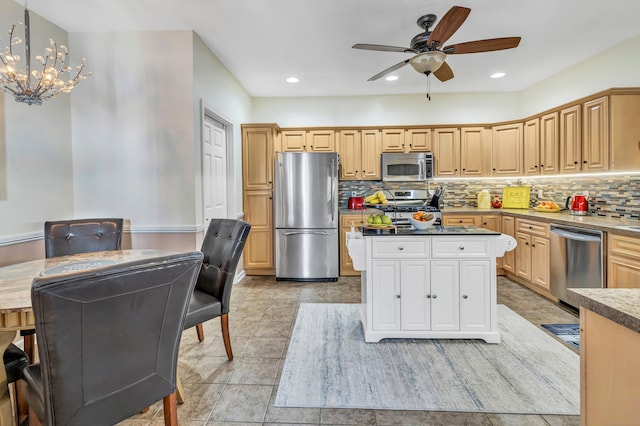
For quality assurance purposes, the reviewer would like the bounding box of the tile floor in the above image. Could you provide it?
[119,276,580,426]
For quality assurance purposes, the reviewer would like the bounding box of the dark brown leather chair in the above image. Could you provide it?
[21,251,203,426]
[184,219,251,361]
[44,218,124,258]
[3,343,29,424]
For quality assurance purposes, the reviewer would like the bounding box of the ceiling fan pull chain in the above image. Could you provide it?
[426,75,431,101]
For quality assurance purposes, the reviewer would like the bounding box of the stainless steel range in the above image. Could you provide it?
[375,189,441,230]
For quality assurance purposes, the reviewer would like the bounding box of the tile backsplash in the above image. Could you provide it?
[339,174,640,220]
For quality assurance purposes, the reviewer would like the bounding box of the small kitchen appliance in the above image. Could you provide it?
[381,152,433,182]
[566,194,589,215]
[348,196,365,210]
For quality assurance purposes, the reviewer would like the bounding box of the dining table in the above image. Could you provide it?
[0,249,187,426]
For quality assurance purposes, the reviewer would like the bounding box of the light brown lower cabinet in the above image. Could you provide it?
[607,233,640,288]
[501,216,516,274]
[340,213,367,276]
[580,308,640,425]
[513,218,551,293]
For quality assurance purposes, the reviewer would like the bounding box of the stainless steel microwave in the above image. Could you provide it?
[381,152,433,182]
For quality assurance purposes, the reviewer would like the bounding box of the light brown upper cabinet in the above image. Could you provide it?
[460,127,490,176]
[242,125,275,190]
[281,129,335,152]
[539,112,560,174]
[610,93,640,171]
[381,129,406,152]
[582,96,609,172]
[523,118,540,175]
[338,130,382,180]
[559,105,582,173]
[491,123,523,176]
[433,128,461,176]
[383,128,432,153]
[338,129,381,180]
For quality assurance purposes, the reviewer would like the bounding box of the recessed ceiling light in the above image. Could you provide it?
[385,75,399,81]
[491,72,506,79]
[286,77,299,83]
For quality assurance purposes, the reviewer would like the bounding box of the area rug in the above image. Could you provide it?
[541,323,580,350]
[275,303,579,414]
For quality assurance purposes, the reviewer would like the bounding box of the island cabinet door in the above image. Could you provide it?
[429,260,460,331]
[459,260,491,332]
[371,260,401,331]
[400,260,431,331]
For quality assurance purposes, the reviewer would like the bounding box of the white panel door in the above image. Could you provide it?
[202,116,228,231]
[459,260,491,332]
[430,260,460,331]
[371,260,401,331]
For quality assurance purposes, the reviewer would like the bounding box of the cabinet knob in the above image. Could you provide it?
[432,294,437,299]
[525,242,529,246]
[396,294,401,299]
[462,295,468,299]
[540,164,544,168]
[426,294,431,298]
[574,161,578,165]
[458,246,465,251]
[398,246,404,251]
[583,160,587,164]
[532,244,536,247]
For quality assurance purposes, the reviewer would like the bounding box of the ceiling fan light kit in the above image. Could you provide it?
[409,51,446,74]
[352,5,521,88]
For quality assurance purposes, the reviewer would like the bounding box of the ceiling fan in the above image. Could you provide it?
[353,6,521,83]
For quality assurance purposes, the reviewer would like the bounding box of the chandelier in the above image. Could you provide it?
[0,7,92,106]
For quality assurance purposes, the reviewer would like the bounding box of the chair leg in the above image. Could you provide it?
[221,313,233,361]
[195,324,205,342]
[22,333,35,362]
[162,392,178,426]
[15,379,29,424]
[28,406,42,426]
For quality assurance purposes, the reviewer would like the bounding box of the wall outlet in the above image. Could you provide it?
[538,189,544,198]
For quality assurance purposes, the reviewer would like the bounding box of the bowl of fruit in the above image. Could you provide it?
[534,200,561,212]
[365,213,393,228]
[408,211,436,230]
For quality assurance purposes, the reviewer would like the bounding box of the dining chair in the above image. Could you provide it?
[44,218,124,258]
[18,218,126,385]
[183,219,251,361]
[3,343,29,424]
[21,251,203,426]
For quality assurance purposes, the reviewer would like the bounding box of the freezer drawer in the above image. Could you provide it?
[276,229,338,281]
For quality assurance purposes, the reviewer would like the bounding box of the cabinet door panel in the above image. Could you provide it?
[583,97,609,171]
[515,233,531,281]
[382,129,406,152]
[430,260,460,331]
[338,130,361,180]
[560,105,582,172]
[400,260,431,330]
[371,260,401,331]
[434,128,460,176]
[308,130,335,152]
[540,112,559,174]
[501,216,516,273]
[460,260,491,332]
[608,255,640,288]
[523,118,540,175]
[460,127,487,176]
[491,123,523,175]
[531,236,550,290]
[242,127,274,190]
[407,129,431,152]
[361,129,382,180]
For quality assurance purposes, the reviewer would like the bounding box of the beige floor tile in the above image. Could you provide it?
[210,384,272,423]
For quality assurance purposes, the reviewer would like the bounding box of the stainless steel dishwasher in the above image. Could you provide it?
[549,224,603,309]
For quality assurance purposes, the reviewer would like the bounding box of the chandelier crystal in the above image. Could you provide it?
[0,8,92,106]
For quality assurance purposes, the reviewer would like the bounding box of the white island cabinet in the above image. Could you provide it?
[355,230,516,343]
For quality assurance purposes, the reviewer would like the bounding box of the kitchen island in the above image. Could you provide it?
[348,225,515,343]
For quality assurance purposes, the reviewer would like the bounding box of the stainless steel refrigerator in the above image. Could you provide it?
[274,152,339,281]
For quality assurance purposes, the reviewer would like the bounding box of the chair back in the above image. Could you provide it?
[30,251,203,425]
[44,218,124,258]
[197,219,251,313]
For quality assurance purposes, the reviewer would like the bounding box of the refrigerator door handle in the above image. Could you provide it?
[330,158,336,222]
[283,231,332,236]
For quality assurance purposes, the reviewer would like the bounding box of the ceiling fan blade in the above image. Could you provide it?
[433,61,454,82]
[444,37,521,54]
[427,6,471,47]
[368,59,410,81]
[352,43,415,53]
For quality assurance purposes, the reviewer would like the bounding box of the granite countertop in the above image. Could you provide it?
[567,288,640,334]
[441,207,640,237]
[361,225,500,236]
